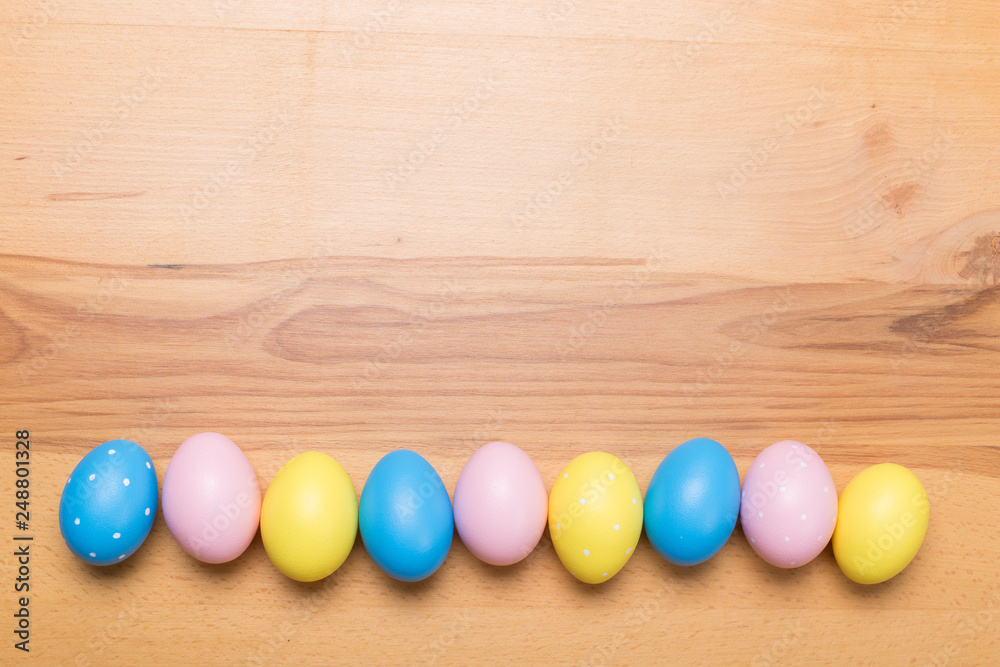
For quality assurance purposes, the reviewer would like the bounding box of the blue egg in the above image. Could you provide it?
[359,450,453,582]
[644,437,740,566]
[59,440,158,566]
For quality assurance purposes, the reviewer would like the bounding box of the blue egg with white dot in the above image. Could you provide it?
[644,437,741,567]
[59,440,158,566]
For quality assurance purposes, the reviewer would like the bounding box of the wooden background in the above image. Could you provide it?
[2,1,999,664]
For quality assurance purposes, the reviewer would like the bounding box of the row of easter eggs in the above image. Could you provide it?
[59,434,930,586]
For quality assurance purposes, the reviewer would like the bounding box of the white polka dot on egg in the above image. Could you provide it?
[113,532,121,539]
[108,449,116,455]
[145,508,150,516]
[89,474,95,481]
[579,498,586,505]
[583,549,590,556]
[614,524,620,531]
[89,552,96,558]
[74,518,80,525]
[123,478,130,487]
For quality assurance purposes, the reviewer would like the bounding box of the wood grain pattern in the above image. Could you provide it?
[1,1,999,664]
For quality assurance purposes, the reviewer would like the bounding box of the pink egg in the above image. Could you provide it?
[162,432,262,564]
[740,440,837,568]
[453,441,548,566]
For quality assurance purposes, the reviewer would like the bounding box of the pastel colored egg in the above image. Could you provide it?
[453,441,547,566]
[260,452,358,582]
[833,463,929,584]
[359,450,453,582]
[740,440,838,568]
[161,432,262,564]
[644,438,740,566]
[59,440,158,566]
[548,452,643,584]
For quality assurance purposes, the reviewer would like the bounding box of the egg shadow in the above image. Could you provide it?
[731,519,821,584]
[641,530,727,583]
[79,520,164,582]
[346,536,445,598]
[455,529,546,582]
[833,547,918,601]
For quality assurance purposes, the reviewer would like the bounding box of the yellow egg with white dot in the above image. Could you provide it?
[548,452,643,584]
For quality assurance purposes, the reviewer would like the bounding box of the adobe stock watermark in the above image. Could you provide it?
[846,491,928,579]
[750,619,807,666]
[546,0,579,24]
[741,443,830,529]
[673,0,760,71]
[382,76,500,191]
[453,409,506,457]
[422,611,475,664]
[843,129,956,238]
[214,0,247,20]
[177,106,295,224]
[17,270,134,382]
[224,232,339,351]
[186,473,260,559]
[338,0,407,64]
[581,599,661,667]
[73,599,142,666]
[5,0,61,54]
[550,458,634,535]
[511,116,623,232]
[122,398,177,446]
[351,279,467,390]
[245,576,343,665]
[926,587,1000,666]
[874,0,921,41]
[60,440,150,517]
[682,287,794,401]
[717,86,831,201]
[554,245,667,358]
[51,67,169,179]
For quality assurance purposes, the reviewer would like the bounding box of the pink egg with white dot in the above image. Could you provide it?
[740,440,837,568]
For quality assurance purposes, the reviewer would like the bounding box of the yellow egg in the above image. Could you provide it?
[548,452,643,584]
[261,452,358,582]
[832,463,929,585]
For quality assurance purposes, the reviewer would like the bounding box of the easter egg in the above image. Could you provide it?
[453,441,547,566]
[833,463,929,584]
[260,452,357,582]
[740,440,837,568]
[59,440,158,566]
[359,450,453,582]
[548,452,643,584]
[644,438,740,566]
[161,432,262,564]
